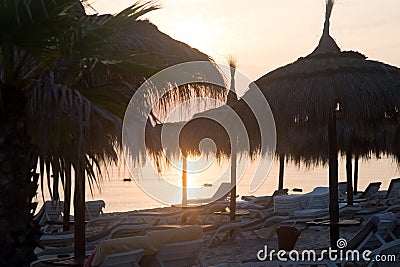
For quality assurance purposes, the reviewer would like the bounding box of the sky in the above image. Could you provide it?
[89,0,400,80]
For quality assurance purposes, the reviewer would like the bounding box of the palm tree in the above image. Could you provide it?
[1,0,226,264]
[0,1,162,265]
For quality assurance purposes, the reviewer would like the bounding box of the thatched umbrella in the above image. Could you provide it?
[46,6,226,260]
[236,0,400,246]
[142,55,237,206]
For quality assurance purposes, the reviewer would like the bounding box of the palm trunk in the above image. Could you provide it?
[74,163,86,261]
[0,85,41,266]
[328,108,339,248]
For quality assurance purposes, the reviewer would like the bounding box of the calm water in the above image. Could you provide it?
[35,155,400,213]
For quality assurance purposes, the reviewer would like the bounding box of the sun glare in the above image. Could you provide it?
[162,16,217,55]
[186,157,198,188]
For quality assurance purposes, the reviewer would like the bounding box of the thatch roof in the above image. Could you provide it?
[144,0,400,166]
[251,51,400,127]
[109,18,227,122]
[145,106,232,168]
[31,2,227,178]
[234,1,400,163]
[111,19,212,65]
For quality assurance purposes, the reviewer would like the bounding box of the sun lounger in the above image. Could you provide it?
[254,204,361,239]
[99,248,144,267]
[207,220,249,247]
[356,182,382,200]
[34,248,144,267]
[128,211,183,225]
[86,200,106,221]
[33,201,64,232]
[87,224,150,244]
[37,223,150,260]
[177,201,230,224]
[35,201,64,225]
[339,182,382,204]
[187,182,232,204]
[34,244,97,261]
[242,189,289,203]
[207,214,290,247]
[338,181,347,200]
[150,239,206,267]
[88,225,203,266]
[39,231,75,248]
[244,190,290,217]
[363,178,400,206]
[273,187,329,215]
[243,213,400,267]
[385,178,400,201]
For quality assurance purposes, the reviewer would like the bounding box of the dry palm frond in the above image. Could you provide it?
[227,55,237,69]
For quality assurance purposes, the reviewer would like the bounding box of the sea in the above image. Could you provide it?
[34,155,399,214]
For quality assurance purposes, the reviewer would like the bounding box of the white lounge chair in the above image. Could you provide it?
[34,201,64,232]
[243,213,400,267]
[363,178,400,206]
[340,182,382,204]
[151,239,206,267]
[99,248,144,267]
[207,214,290,247]
[37,224,149,258]
[273,187,329,215]
[128,211,183,225]
[86,200,106,221]
[187,182,232,205]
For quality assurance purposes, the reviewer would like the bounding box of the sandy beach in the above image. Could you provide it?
[83,205,366,266]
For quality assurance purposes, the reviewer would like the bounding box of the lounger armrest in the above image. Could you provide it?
[274,211,290,216]
[354,192,364,198]
[367,194,385,201]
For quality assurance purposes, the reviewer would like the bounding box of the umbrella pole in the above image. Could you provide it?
[328,109,339,248]
[182,157,187,206]
[278,154,285,190]
[230,135,237,222]
[346,152,354,205]
[74,163,86,261]
[63,164,71,232]
[354,155,359,194]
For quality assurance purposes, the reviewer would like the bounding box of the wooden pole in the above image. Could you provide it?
[74,163,85,261]
[328,108,339,248]
[354,155,359,194]
[346,152,354,205]
[63,163,71,232]
[230,135,237,222]
[278,154,285,190]
[182,157,187,207]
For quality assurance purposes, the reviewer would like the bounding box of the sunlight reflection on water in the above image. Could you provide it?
[35,156,399,213]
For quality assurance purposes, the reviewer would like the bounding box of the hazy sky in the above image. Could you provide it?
[90,0,400,80]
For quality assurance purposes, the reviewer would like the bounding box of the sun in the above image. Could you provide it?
[161,15,217,55]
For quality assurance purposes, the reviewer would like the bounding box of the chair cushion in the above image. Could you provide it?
[91,225,202,266]
[91,236,155,266]
[147,225,202,248]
